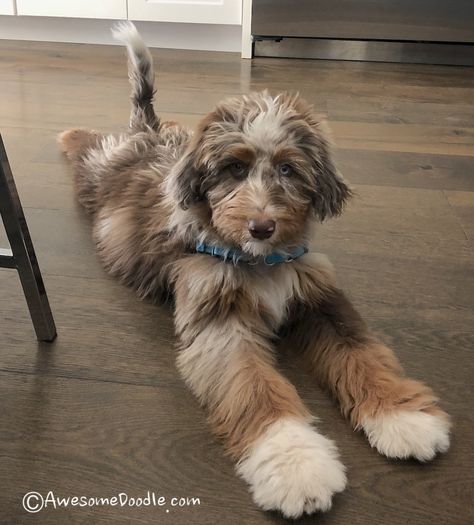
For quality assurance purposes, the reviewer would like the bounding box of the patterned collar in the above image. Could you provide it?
[195,242,308,265]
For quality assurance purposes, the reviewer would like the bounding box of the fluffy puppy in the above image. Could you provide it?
[58,22,451,519]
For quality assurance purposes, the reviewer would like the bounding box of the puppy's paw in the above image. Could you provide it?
[237,418,346,519]
[57,129,100,160]
[361,410,451,462]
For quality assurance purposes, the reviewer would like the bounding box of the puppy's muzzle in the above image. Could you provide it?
[248,218,276,240]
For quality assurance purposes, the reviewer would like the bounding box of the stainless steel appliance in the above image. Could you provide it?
[252,0,474,65]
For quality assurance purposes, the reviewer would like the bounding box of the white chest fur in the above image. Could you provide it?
[242,253,334,329]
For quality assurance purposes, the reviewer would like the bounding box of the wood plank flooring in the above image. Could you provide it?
[0,40,473,525]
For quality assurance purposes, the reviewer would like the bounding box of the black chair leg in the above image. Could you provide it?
[0,134,57,342]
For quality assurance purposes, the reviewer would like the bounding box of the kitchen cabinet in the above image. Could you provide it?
[128,0,242,25]
[0,0,15,15]
[15,0,127,20]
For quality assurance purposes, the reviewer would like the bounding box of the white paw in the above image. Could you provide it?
[361,410,451,462]
[236,418,346,519]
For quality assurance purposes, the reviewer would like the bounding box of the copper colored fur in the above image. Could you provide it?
[58,22,451,519]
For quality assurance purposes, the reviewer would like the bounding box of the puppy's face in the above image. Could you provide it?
[171,92,350,256]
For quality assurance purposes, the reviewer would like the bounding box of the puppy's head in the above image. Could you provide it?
[169,91,351,256]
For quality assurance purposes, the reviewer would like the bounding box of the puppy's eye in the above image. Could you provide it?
[278,164,293,176]
[229,161,248,179]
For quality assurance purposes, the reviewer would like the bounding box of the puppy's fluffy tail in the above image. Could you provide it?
[112,21,160,132]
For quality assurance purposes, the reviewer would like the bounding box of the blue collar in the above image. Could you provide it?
[195,242,308,265]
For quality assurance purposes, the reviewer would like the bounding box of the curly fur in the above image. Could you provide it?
[58,22,451,519]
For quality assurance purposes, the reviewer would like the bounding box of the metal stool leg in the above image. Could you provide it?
[0,134,57,342]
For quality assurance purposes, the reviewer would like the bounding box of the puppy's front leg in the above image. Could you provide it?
[172,264,346,519]
[287,284,451,461]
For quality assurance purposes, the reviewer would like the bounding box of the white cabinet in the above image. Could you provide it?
[128,0,242,25]
[13,1,242,25]
[16,0,127,20]
[0,0,15,15]
[2,0,248,54]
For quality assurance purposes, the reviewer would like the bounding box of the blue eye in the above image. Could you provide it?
[279,164,292,176]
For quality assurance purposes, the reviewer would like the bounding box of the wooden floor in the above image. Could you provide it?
[0,40,473,525]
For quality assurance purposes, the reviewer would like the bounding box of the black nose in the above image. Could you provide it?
[248,219,276,240]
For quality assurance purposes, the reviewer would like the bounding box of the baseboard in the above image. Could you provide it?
[0,15,242,53]
[254,37,474,66]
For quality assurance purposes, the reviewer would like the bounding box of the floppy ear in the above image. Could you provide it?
[168,111,223,210]
[310,121,352,221]
[168,146,203,210]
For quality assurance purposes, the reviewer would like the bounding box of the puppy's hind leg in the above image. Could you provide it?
[58,129,104,214]
[57,129,102,162]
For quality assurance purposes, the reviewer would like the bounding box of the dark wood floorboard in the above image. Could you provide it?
[0,40,473,525]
